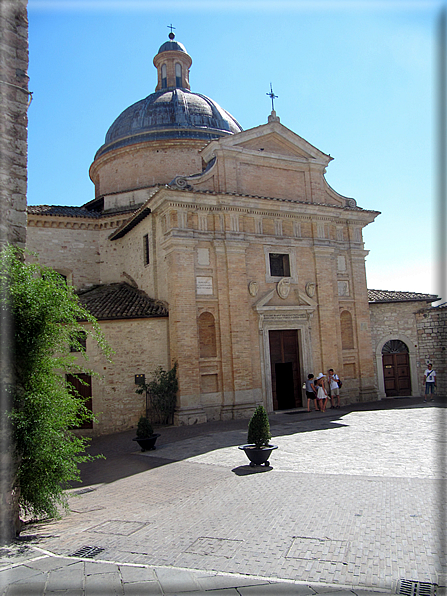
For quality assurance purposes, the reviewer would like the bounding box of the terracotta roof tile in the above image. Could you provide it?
[27,205,102,218]
[27,204,142,219]
[368,289,439,303]
[77,283,168,320]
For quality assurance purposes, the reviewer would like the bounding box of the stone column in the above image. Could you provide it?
[165,238,206,425]
[216,239,256,418]
[350,249,378,401]
[314,246,340,371]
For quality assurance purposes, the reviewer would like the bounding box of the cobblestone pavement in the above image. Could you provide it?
[0,396,445,595]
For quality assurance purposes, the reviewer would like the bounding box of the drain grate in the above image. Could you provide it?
[69,546,105,559]
[397,580,437,596]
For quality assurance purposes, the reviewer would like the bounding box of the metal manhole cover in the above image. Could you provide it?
[286,536,349,563]
[397,580,437,596]
[70,546,104,559]
[90,520,147,536]
[185,537,244,559]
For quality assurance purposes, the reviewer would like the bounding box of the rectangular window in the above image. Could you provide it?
[143,234,150,265]
[269,253,290,277]
[70,330,87,352]
[66,373,93,429]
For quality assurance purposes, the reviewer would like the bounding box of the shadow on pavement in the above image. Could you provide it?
[232,465,273,475]
[73,395,445,488]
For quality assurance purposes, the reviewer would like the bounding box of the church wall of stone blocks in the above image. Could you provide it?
[26,33,443,436]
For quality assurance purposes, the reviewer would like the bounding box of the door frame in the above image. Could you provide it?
[382,351,411,397]
[375,334,419,399]
[254,289,316,413]
[269,330,302,410]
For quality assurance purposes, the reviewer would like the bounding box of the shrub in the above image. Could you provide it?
[136,416,153,438]
[247,405,271,448]
[0,245,111,540]
[136,362,178,425]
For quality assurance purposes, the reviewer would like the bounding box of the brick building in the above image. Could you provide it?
[368,290,441,399]
[27,33,392,434]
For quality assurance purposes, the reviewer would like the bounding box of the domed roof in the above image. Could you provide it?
[94,33,242,160]
[157,39,187,54]
[96,90,242,159]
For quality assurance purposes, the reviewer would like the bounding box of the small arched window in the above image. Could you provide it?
[198,312,217,358]
[340,310,354,350]
[175,63,182,87]
[161,64,167,89]
[382,340,409,354]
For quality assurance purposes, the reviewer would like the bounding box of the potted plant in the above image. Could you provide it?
[238,405,278,467]
[132,416,160,452]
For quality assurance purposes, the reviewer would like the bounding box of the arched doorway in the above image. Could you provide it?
[381,340,411,397]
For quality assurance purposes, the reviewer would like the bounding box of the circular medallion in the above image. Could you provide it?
[277,278,290,299]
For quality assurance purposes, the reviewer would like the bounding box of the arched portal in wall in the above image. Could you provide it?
[381,339,411,397]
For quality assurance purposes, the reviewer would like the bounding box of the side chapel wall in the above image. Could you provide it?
[77,317,169,436]
[26,220,100,288]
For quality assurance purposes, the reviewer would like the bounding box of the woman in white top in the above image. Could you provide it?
[328,369,341,408]
[315,373,328,412]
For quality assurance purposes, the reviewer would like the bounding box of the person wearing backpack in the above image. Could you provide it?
[328,368,342,409]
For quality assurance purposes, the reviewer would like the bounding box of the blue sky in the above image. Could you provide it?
[27,0,445,299]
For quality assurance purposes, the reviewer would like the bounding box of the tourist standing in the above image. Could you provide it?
[328,368,341,409]
[305,374,318,412]
[315,373,328,412]
[423,363,436,402]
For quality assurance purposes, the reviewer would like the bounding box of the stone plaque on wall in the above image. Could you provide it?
[337,256,346,271]
[338,281,350,297]
[196,276,213,295]
[197,248,210,266]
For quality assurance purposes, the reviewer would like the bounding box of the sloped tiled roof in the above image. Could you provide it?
[27,204,141,219]
[27,205,102,218]
[77,283,168,320]
[368,289,439,304]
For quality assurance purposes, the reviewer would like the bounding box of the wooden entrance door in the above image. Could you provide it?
[382,352,411,397]
[66,373,93,429]
[269,330,302,410]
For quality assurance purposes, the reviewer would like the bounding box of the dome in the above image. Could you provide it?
[94,33,243,160]
[95,88,242,159]
[157,40,187,54]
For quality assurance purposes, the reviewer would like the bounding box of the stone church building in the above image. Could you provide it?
[26,34,442,435]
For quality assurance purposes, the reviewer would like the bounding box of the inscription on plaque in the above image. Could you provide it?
[196,276,213,295]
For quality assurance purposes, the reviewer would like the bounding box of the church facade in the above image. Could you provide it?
[27,34,383,434]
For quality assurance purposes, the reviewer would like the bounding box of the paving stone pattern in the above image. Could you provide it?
[0,399,444,594]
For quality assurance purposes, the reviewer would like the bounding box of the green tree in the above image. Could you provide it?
[0,245,110,542]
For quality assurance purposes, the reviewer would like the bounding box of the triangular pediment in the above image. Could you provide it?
[253,288,317,312]
[206,120,332,166]
[235,132,314,160]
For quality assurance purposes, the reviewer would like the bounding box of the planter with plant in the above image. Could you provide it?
[132,416,160,452]
[238,405,278,467]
